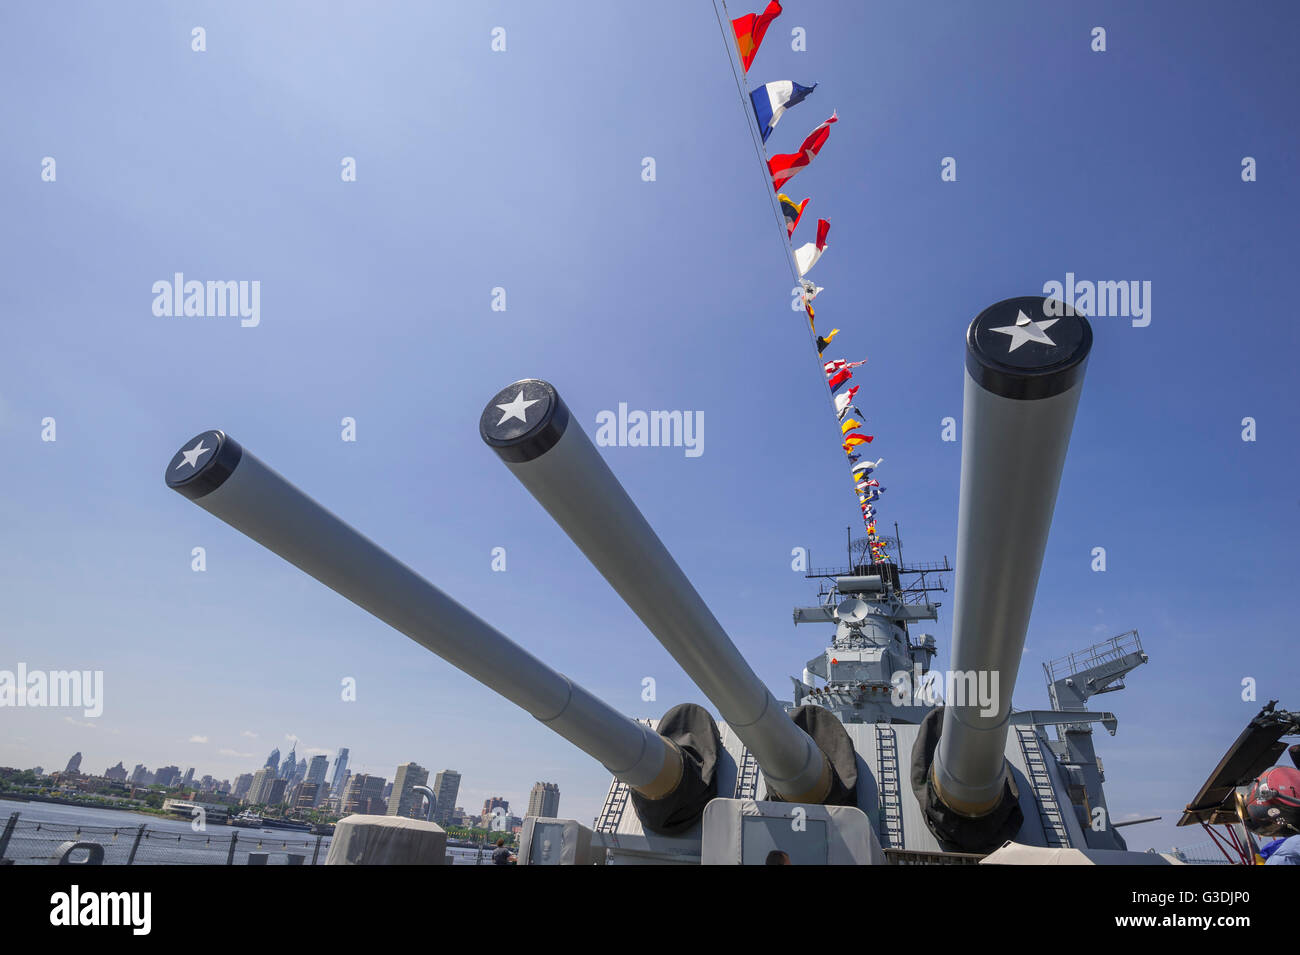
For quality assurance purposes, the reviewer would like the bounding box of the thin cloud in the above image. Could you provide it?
[218,748,253,758]
[188,735,208,743]
[63,716,118,734]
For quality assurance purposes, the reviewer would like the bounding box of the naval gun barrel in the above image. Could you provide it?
[480,381,831,803]
[931,297,1092,817]
[164,431,682,800]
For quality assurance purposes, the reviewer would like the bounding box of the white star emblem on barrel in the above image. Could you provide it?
[175,440,211,470]
[990,310,1059,352]
[495,389,540,426]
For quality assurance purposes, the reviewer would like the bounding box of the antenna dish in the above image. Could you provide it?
[836,597,870,625]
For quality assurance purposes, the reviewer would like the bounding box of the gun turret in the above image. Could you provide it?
[164,431,688,808]
[480,381,837,804]
[914,296,1092,851]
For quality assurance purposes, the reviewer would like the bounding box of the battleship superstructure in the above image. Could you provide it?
[587,541,1147,861]
[165,295,1157,865]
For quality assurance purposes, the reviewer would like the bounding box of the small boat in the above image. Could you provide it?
[259,817,312,832]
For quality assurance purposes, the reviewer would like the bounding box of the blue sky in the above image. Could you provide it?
[1,1,1296,852]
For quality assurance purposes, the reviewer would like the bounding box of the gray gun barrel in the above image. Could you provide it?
[932,296,1092,816]
[479,381,831,802]
[164,431,682,799]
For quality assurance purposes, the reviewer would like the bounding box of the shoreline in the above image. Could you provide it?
[0,793,217,825]
[0,794,336,832]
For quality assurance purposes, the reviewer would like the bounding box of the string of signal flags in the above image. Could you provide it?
[718,0,889,563]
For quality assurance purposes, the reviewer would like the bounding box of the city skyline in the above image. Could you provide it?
[10,739,539,824]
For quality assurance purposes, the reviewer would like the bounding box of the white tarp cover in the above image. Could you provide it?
[324,814,448,865]
[701,798,886,865]
[979,841,1182,865]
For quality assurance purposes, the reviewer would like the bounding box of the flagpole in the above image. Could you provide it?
[712,0,885,549]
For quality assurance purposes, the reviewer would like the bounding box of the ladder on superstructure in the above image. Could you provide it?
[1015,725,1071,847]
[595,777,631,834]
[733,747,760,800]
[594,718,654,834]
[875,725,905,850]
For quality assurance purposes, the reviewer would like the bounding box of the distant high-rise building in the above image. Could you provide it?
[329,748,349,797]
[199,774,216,792]
[266,777,288,806]
[264,748,281,773]
[295,781,322,810]
[432,770,461,827]
[104,762,127,782]
[154,766,181,788]
[247,767,276,805]
[129,764,150,786]
[181,768,195,788]
[306,755,328,786]
[387,763,430,819]
[233,773,254,800]
[336,770,351,801]
[526,782,561,819]
[279,746,298,780]
[340,774,363,813]
[360,775,387,815]
[64,752,82,774]
[341,773,387,815]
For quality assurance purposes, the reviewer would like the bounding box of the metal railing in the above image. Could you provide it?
[1162,842,1233,865]
[0,812,327,865]
[1043,630,1142,686]
[884,848,984,865]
